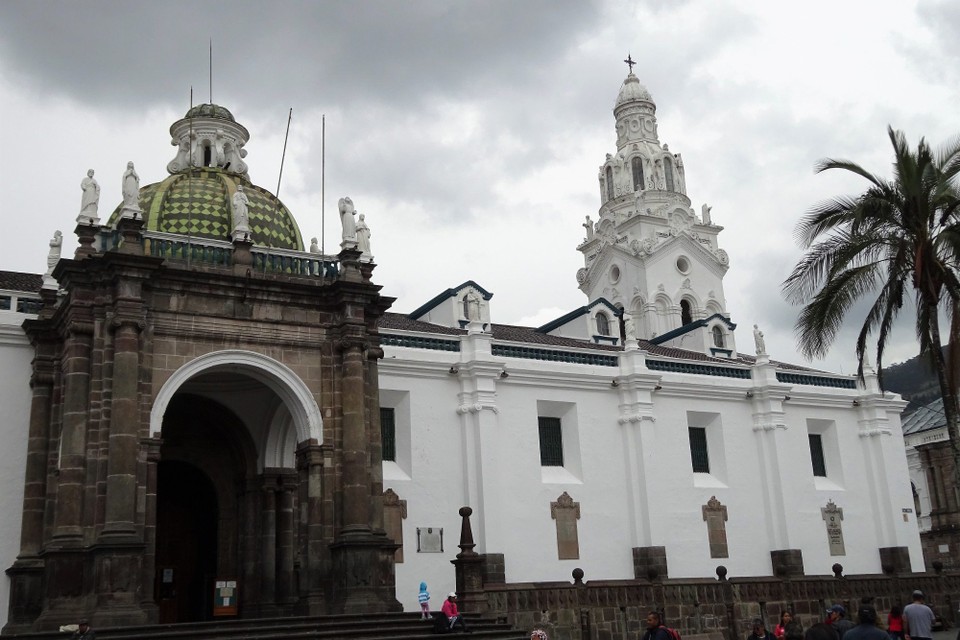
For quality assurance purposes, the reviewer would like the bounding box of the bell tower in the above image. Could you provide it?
[575,59,736,356]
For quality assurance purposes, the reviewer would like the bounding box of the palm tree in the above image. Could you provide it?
[782,126,960,491]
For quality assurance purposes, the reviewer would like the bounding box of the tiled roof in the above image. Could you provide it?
[0,271,42,294]
[380,312,833,374]
[902,398,946,436]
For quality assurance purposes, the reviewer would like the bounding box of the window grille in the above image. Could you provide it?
[689,427,710,473]
[381,407,396,462]
[538,417,564,466]
[809,434,827,477]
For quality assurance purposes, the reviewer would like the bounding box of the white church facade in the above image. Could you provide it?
[0,67,922,629]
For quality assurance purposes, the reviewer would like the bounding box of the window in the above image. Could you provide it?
[809,434,826,477]
[381,407,396,462]
[595,313,610,336]
[680,299,693,325]
[664,157,675,191]
[539,417,564,466]
[689,426,709,473]
[17,298,41,314]
[0,295,10,311]
[632,156,645,191]
[605,166,614,201]
[712,326,724,348]
[462,295,470,319]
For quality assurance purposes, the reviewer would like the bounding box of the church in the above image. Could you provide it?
[0,66,923,633]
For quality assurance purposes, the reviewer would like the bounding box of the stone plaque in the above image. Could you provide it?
[416,527,443,553]
[702,496,729,558]
[551,491,581,560]
[383,488,407,562]
[821,499,845,556]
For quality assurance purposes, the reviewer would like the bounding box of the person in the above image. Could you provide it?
[749,617,776,640]
[78,169,100,223]
[441,592,470,633]
[356,213,371,255]
[643,611,672,640]
[843,606,888,640]
[418,581,432,620]
[806,623,840,640]
[902,590,935,640]
[887,605,903,640]
[531,630,549,640]
[827,605,855,639]
[71,619,95,639]
[776,611,797,640]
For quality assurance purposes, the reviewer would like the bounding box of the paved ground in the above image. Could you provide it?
[934,629,959,640]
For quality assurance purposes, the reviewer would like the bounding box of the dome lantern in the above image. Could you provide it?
[167,103,251,178]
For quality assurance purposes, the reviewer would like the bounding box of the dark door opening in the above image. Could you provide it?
[155,460,218,623]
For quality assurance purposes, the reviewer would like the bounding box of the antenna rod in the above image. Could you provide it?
[187,86,195,268]
[209,39,213,103]
[276,108,293,200]
[321,114,326,256]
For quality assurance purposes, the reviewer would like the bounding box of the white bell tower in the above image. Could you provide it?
[575,58,736,357]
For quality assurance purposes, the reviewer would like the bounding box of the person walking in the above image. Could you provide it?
[827,605,855,639]
[903,590,935,640]
[843,606,888,640]
[748,618,776,640]
[887,605,904,640]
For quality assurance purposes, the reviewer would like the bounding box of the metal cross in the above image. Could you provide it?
[624,53,636,73]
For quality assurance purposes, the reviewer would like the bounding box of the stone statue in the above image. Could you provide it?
[583,215,595,240]
[78,169,100,224]
[309,237,320,253]
[232,185,250,237]
[46,231,62,275]
[356,213,371,255]
[753,324,766,355]
[338,197,357,248]
[465,290,481,322]
[623,312,638,342]
[701,203,712,225]
[121,161,141,216]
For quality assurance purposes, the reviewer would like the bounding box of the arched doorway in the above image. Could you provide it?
[155,461,218,623]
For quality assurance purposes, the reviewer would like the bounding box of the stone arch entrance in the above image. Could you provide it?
[151,351,323,620]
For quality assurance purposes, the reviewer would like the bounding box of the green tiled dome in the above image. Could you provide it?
[108,168,304,250]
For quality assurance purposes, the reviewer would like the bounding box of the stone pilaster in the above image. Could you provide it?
[277,474,297,607]
[260,474,278,612]
[632,546,668,580]
[295,442,326,615]
[770,549,805,577]
[116,216,143,255]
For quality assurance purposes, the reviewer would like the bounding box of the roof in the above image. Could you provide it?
[535,298,621,334]
[184,103,236,122]
[407,281,493,320]
[901,398,946,436]
[650,313,736,345]
[0,271,42,294]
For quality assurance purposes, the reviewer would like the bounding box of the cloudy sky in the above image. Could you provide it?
[1,0,957,374]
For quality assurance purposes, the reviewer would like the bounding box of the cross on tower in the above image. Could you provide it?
[624,53,636,74]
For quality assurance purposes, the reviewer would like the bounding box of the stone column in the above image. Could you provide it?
[139,438,161,619]
[277,474,297,607]
[101,317,143,538]
[260,474,278,612]
[295,442,326,615]
[451,507,486,615]
[240,479,260,615]
[52,322,93,544]
[339,340,371,537]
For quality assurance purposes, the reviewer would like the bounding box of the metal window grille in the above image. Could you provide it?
[538,417,564,467]
[809,434,827,477]
[380,407,396,462]
[688,427,710,473]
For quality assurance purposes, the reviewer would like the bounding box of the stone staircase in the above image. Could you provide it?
[2,612,528,640]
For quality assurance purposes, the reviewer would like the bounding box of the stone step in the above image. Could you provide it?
[3,612,528,640]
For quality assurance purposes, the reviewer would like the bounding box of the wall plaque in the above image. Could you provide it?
[702,496,729,558]
[417,527,443,553]
[383,488,407,562]
[821,499,845,556]
[551,491,581,560]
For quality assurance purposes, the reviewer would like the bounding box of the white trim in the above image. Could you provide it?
[150,349,322,444]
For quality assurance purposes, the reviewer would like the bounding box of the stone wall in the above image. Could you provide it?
[478,567,960,640]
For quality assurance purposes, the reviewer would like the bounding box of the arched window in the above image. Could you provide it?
[605,166,614,201]
[680,299,693,325]
[632,157,645,192]
[203,143,213,167]
[712,326,724,348]
[596,313,610,336]
[664,157,675,191]
[462,295,470,319]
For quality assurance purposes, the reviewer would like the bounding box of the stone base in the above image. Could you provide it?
[480,553,505,585]
[920,528,960,571]
[632,546,668,580]
[329,534,401,614]
[2,557,45,634]
[770,549,805,577]
[878,546,912,574]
